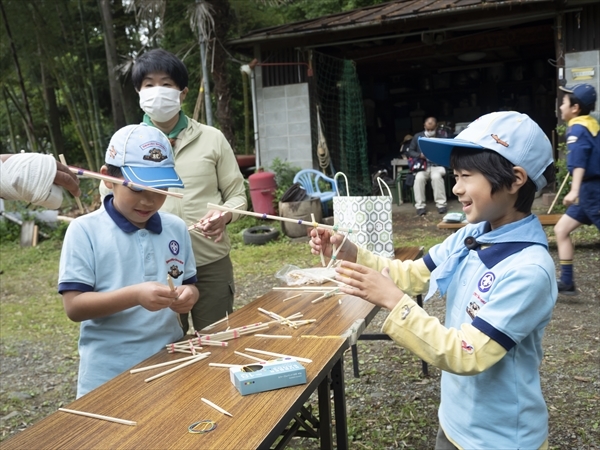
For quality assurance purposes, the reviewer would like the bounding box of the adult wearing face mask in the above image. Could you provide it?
[131,48,247,334]
[407,116,448,216]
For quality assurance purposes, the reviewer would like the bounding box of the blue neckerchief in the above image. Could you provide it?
[425,215,544,300]
[103,194,162,234]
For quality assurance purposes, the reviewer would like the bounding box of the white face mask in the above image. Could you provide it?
[139,86,181,122]
[424,129,436,137]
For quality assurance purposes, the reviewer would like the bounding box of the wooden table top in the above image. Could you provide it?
[3,287,379,450]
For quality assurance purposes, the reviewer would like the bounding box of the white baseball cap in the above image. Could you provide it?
[105,123,183,189]
[418,111,553,191]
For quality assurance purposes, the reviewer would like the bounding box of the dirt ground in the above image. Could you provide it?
[1,197,599,448]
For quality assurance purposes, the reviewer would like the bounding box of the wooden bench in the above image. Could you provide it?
[437,213,563,231]
[352,246,428,377]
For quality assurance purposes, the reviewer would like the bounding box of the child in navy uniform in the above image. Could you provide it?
[310,111,557,449]
[554,83,599,294]
[59,123,199,398]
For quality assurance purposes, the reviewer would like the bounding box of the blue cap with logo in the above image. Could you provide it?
[105,123,184,189]
[418,111,553,191]
[559,83,597,109]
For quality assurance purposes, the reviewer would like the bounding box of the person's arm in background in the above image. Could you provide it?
[1,153,80,207]
[197,131,247,242]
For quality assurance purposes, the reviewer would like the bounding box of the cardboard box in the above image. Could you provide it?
[230,358,307,396]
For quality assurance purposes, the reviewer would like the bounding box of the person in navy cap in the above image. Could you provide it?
[554,83,599,295]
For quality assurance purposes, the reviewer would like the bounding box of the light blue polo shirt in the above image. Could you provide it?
[423,215,557,449]
[58,195,197,398]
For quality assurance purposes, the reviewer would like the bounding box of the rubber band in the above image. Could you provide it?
[333,225,339,231]
[188,420,217,434]
[261,213,267,219]
[297,220,302,224]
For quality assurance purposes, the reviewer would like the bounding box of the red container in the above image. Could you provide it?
[248,171,277,215]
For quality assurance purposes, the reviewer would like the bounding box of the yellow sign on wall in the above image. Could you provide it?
[571,67,595,80]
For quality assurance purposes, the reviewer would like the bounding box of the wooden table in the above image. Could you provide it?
[3,286,379,450]
[437,213,563,231]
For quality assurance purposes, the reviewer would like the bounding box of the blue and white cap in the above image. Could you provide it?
[105,123,184,189]
[418,111,553,191]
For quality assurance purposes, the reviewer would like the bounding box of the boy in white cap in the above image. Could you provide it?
[554,83,599,294]
[58,123,199,398]
[310,111,557,449]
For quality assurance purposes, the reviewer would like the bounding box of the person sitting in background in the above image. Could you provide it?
[1,153,80,209]
[553,83,599,295]
[408,116,448,216]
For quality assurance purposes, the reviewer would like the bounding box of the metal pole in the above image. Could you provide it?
[199,38,213,126]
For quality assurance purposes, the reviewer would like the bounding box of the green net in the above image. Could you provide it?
[310,51,370,195]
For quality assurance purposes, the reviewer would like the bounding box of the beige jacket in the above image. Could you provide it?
[161,118,247,267]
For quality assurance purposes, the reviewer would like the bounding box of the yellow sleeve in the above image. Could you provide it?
[356,247,431,296]
[382,295,507,375]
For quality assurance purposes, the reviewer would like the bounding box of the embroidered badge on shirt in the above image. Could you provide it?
[169,240,180,255]
[461,340,474,354]
[478,272,495,292]
[466,301,480,320]
[566,136,578,144]
[168,264,183,279]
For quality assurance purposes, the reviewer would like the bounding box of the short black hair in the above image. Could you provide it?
[450,148,555,214]
[566,92,594,116]
[106,164,123,178]
[132,49,188,91]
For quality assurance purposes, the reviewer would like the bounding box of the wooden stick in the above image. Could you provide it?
[144,353,209,382]
[273,286,337,291]
[68,166,183,199]
[209,363,242,368]
[201,398,233,417]
[234,350,267,362]
[312,213,326,267]
[59,155,85,214]
[254,334,293,339]
[282,294,302,302]
[199,316,228,331]
[130,355,201,373]
[547,173,570,214]
[311,288,340,304]
[326,233,350,269]
[58,408,136,426]
[244,348,312,364]
[207,202,358,233]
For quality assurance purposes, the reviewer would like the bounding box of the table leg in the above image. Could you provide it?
[331,357,349,450]
[318,374,333,450]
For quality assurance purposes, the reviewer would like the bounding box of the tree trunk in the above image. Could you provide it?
[40,62,64,158]
[98,0,127,129]
[207,0,236,150]
[0,0,37,151]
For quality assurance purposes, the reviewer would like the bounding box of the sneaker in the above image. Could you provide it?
[557,280,577,295]
[417,208,426,216]
[437,206,447,214]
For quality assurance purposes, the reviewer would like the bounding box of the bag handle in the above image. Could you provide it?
[376,177,393,197]
[334,172,349,196]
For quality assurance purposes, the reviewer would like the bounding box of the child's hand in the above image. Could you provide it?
[335,261,404,311]
[137,282,179,311]
[309,228,357,263]
[563,190,579,207]
[169,284,199,314]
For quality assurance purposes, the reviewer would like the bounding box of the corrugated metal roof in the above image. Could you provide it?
[230,0,552,45]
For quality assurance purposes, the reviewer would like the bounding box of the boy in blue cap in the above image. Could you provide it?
[59,123,199,398]
[310,111,557,449]
[554,83,599,294]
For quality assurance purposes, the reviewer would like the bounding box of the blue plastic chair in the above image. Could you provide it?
[293,169,337,217]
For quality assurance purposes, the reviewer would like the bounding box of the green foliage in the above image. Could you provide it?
[268,157,303,203]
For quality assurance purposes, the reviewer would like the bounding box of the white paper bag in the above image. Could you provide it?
[333,173,394,259]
